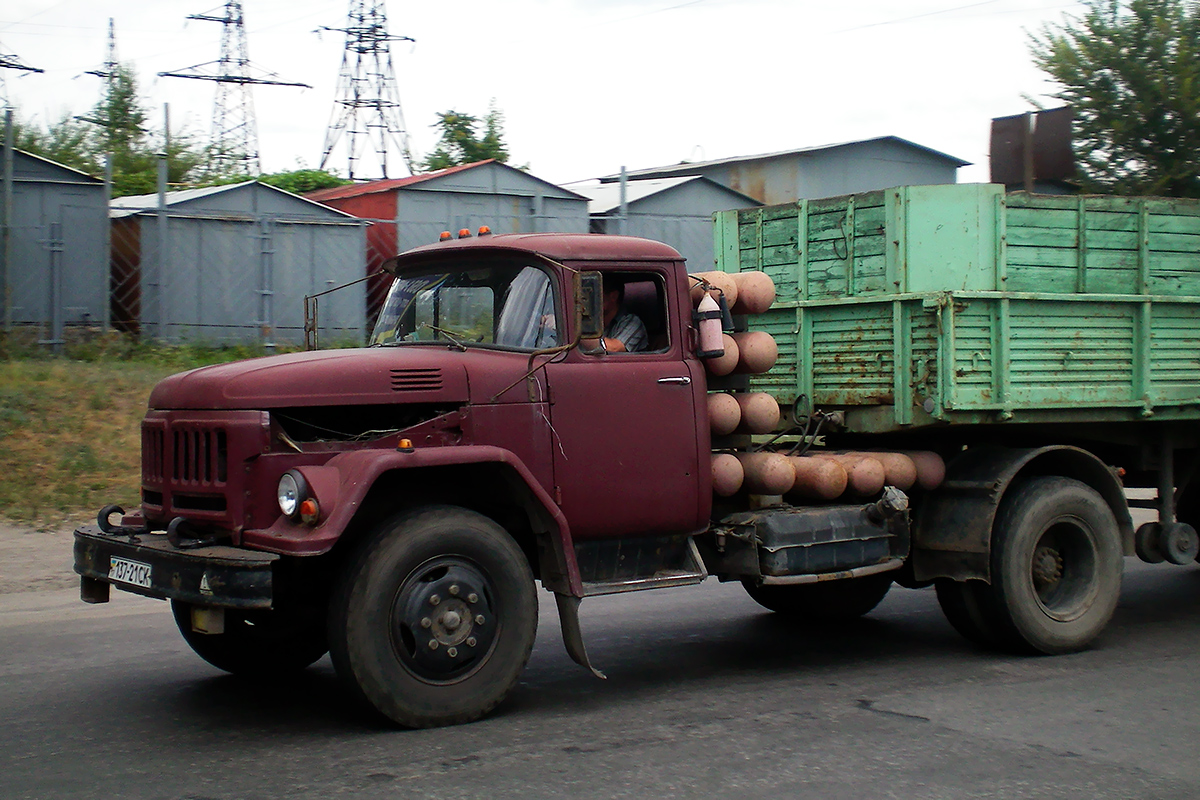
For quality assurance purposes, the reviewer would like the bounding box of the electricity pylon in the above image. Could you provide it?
[319,1,414,180]
[160,1,309,174]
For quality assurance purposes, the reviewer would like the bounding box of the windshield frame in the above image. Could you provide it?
[370,253,566,352]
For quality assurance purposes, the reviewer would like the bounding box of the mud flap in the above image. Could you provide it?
[553,592,606,680]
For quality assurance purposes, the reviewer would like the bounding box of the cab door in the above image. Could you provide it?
[544,270,707,540]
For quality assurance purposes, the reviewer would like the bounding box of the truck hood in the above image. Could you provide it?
[149,347,474,410]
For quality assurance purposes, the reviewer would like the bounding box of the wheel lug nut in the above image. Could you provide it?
[475,614,485,625]
[466,637,476,647]
[467,593,478,604]
[420,617,431,629]
[429,594,440,606]
[447,647,458,658]
[449,584,460,596]
[428,640,439,650]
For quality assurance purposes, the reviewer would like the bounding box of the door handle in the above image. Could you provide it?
[657,376,691,385]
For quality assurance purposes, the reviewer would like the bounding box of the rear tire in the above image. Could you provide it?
[327,505,537,728]
[742,572,893,620]
[983,477,1123,654]
[171,601,328,676]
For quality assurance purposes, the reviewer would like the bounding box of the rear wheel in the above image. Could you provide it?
[327,506,537,728]
[171,601,328,676]
[742,572,893,620]
[982,477,1122,654]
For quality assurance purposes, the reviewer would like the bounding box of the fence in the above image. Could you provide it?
[2,185,725,352]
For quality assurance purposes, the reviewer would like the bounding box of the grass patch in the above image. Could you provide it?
[0,329,302,529]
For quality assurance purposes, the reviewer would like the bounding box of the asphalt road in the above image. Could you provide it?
[3,560,1200,799]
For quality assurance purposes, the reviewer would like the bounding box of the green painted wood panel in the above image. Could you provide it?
[714,185,1200,432]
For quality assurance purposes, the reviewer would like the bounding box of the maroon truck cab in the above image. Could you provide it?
[74,232,909,728]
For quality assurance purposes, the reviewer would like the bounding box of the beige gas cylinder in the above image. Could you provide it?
[735,392,780,434]
[786,456,849,501]
[731,331,778,374]
[730,271,776,315]
[704,334,740,377]
[818,453,886,496]
[711,453,745,497]
[736,452,795,495]
[707,393,742,436]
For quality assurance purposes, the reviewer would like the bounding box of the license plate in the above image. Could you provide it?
[109,556,152,588]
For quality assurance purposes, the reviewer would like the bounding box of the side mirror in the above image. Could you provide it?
[577,271,605,340]
[380,256,400,276]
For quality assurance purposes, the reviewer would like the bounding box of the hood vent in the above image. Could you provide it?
[390,367,444,392]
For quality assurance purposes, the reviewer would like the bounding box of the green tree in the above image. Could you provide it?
[10,62,213,197]
[258,168,351,195]
[1030,0,1200,196]
[418,102,512,172]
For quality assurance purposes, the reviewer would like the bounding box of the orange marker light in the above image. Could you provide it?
[439,231,452,241]
[458,228,472,239]
[397,438,415,453]
[478,225,492,236]
[299,498,320,525]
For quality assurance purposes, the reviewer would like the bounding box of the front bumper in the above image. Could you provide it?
[73,525,278,609]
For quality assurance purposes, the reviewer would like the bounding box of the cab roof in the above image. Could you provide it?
[398,233,684,264]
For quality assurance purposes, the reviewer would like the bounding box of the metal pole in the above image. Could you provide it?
[155,103,169,341]
[260,217,274,352]
[618,165,628,236]
[102,152,112,331]
[43,221,64,353]
[2,108,13,331]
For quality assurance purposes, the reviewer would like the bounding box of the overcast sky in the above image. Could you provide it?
[1,0,1084,185]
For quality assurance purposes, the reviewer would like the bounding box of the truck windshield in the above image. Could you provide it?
[371,263,559,350]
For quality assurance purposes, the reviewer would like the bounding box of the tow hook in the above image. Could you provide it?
[167,517,230,550]
[96,504,148,541]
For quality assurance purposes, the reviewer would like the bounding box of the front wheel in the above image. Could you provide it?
[327,506,537,728]
[983,477,1123,654]
[742,572,893,620]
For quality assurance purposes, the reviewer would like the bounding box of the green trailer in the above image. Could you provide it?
[714,184,1200,433]
[712,184,1200,654]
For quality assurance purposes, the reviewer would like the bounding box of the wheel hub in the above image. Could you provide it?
[1032,545,1064,589]
[392,560,496,682]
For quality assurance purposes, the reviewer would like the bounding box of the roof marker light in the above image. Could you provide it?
[478,226,492,236]
[439,231,452,241]
[458,228,472,239]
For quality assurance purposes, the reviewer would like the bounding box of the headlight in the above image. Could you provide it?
[277,470,308,519]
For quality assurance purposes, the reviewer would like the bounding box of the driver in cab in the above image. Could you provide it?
[593,280,647,353]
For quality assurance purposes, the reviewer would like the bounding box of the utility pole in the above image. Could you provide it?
[160,2,309,175]
[319,1,414,180]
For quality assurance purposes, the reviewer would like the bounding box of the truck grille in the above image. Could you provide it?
[171,426,228,484]
[391,367,443,392]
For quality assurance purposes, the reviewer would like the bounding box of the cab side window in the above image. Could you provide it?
[606,273,669,354]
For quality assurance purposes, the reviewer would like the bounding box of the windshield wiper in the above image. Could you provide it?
[420,323,470,352]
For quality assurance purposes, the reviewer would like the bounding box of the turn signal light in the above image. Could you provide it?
[299,498,320,525]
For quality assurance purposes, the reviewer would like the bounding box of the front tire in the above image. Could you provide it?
[171,601,328,676]
[327,506,537,728]
[742,572,893,620]
[984,477,1123,654]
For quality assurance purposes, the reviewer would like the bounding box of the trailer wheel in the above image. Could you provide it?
[984,477,1122,654]
[171,601,328,676]
[327,506,537,728]
[934,579,1010,648]
[741,572,893,620]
